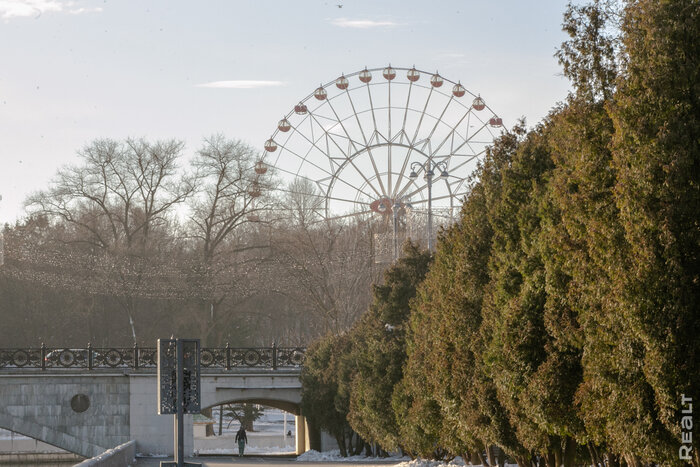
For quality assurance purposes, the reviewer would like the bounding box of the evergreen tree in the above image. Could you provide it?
[392,300,454,459]
[556,0,621,102]
[413,130,530,466]
[300,333,358,456]
[609,0,700,464]
[483,125,583,466]
[347,242,431,452]
[544,99,629,464]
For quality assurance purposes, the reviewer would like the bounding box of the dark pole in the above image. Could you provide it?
[272,341,278,370]
[427,168,433,251]
[219,405,223,436]
[175,339,184,467]
[393,201,399,260]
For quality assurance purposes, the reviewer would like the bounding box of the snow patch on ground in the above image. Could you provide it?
[296,449,410,462]
[394,459,466,467]
[295,451,518,467]
[196,445,296,455]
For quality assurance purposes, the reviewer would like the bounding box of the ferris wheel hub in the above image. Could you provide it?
[369,198,413,215]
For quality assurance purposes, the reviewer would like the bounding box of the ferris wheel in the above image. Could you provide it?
[262,65,503,223]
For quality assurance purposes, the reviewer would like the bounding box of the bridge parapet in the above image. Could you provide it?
[0,344,305,371]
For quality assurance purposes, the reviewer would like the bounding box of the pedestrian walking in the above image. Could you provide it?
[235,426,248,457]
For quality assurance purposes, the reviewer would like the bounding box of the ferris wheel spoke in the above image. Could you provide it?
[410,86,435,145]
[325,192,376,206]
[321,99,388,200]
[286,117,337,169]
[393,139,442,200]
[323,140,386,199]
[445,154,481,174]
[408,190,467,206]
[452,142,485,162]
[277,144,336,180]
[324,97,362,154]
[344,89,388,197]
[402,181,430,200]
[391,165,419,201]
[344,88,371,147]
[391,78,421,197]
[324,169,379,200]
[365,148,388,197]
[276,166,378,203]
[430,108,472,159]
[450,121,491,154]
[316,141,386,200]
[391,87,438,199]
[423,94,456,145]
[306,110,353,171]
[450,177,468,195]
[390,145,416,200]
[387,80,392,200]
[323,208,375,222]
[400,81,413,141]
[365,83,379,137]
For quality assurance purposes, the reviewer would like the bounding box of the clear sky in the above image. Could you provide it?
[0,0,573,225]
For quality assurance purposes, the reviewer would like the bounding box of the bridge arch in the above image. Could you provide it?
[199,376,309,454]
[203,398,300,416]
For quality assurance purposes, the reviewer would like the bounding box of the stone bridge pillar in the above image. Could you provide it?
[295,414,308,455]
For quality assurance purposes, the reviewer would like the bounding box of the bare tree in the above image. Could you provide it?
[281,177,324,227]
[186,135,276,344]
[24,138,193,341]
[271,182,380,336]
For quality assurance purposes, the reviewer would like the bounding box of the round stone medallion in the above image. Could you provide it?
[70,394,90,413]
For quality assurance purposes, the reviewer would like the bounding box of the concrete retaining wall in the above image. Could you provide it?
[128,375,193,456]
[0,374,130,458]
[74,440,136,467]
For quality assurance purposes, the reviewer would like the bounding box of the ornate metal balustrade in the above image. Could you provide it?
[0,343,305,370]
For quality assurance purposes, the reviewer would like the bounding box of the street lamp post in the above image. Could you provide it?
[409,160,448,252]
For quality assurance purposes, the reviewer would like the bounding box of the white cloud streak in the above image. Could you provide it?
[0,0,101,19]
[330,18,398,29]
[68,6,102,15]
[196,80,286,89]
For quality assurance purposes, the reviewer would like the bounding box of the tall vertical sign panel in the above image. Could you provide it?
[157,338,201,415]
[157,339,177,415]
[181,339,201,413]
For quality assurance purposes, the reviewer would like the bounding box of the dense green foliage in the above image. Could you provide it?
[348,243,432,452]
[300,1,698,465]
[301,243,431,456]
[608,1,700,463]
[300,332,357,456]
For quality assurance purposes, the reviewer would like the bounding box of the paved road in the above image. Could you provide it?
[134,455,404,466]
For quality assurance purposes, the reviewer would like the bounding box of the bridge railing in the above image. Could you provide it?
[0,343,305,370]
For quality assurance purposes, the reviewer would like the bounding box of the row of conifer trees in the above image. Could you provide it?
[300,0,698,466]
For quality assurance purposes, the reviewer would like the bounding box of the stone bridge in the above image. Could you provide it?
[0,346,311,458]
